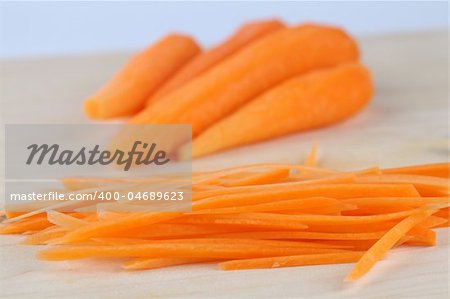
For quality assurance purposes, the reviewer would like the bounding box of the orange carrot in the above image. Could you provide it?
[123,257,214,270]
[150,19,285,101]
[188,62,372,158]
[130,24,359,137]
[221,169,290,187]
[39,242,346,261]
[193,184,420,210]
[346,208,437,281]
[383,162,450,178]
[220,251,364,270]
[354,174,449,197]
[304,144,318,167]
[83,34,200,119]
[58,212,182,244]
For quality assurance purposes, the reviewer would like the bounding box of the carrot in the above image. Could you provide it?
[354,174,450,197]
[150,19,285,101]
[130,24,359,137]
[193,184,420,210]
[304,144,318,167]
[383,162,450,178]
[221,169,290,187]
[207,230,387,241]
[46,211,88,230]
[346,208,437,281]
[0,214,51,234]
[123,257,214,270]
[191,197,353,215]
[83,34,201,119]
[220,251,364,270]
[188,62,372,158]
[58,212,183,244]
[38,242,346,261]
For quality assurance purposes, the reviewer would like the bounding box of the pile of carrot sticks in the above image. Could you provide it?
[83,19,373,158]
[1,158,448,281]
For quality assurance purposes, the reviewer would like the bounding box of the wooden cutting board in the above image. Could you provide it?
[0,31,448,298]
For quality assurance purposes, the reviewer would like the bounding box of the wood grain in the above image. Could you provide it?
[0,31,448,298]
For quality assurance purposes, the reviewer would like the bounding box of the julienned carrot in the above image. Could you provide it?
[193,184,420,210]
[220,251,364,270]
[355,174,450,197]
[39,242,346,261]
[123,257,214,270]
[193,172,354,201]
[221,169,290,187]
[58,212,183,244]
[191,197,354,215]
[345,208,437,281]
[83,34,200,119]
[188,62,372,158]
[130,24,359,137]
[304,144,318,167]
[208,231,387,241]
[149,19,285,101]
[2,160,449,282]
[383,162,450,178]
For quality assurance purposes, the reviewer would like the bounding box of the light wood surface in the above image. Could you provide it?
[0,31,449,298]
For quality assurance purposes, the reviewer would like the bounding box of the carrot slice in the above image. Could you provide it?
[150,19,285,100]
[123,257,214,270]
[345,208,437,281]
[220,251,364,270]
[84,34,200,119]
[38,242,347,261]
[193,184,420,210]
[58,212,182,244]
[189,62,372,158]
[354,174,450,196]
[383,162,450,178]
[221,169,290,187]
[130,24,359,137]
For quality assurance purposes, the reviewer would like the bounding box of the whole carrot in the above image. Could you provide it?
[130,24,359,136]
[148,19,286,102]
[83,34,201,119]
[188,63,373,158]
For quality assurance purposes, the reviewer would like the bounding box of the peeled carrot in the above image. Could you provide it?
[193,184,420,210]
[83,34,200,119]
[220,251,364,270]
[354,174,449,197]
[130,24,359,137]
[123,257,213,270]
[39,242,346,261]
[188,62,372,158]
[221,169,290,187]
[346,208,437,281]
[383,162,450,178]
[149,19,285,101]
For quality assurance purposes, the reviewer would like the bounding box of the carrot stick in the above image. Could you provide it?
[221,169,290,187]
[123,257,214,270]
[192,171,358,201]
[383,162,450,178]
[345,208,437,281]
[208,230,387,241]
[83,34,201,119]
[304,144,318,167]
[193,184,420,210]
[188,62,372,158]
[220,251,364,270]
[47,211,88,230]
[354,174,449,196]
[192,197,353,215]
[130,24,359,137]
[150,19,285,101]
[38,242,346,261]
[22,227,67,245]
[0,215,51,234]
[58,212,182,244]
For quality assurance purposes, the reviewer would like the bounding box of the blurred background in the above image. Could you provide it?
[0,1,448,59]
